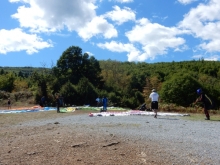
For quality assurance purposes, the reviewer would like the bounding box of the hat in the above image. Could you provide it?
[152,89,156,92]
[197,88,202,95]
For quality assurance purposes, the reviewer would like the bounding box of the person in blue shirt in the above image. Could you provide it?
[102,96,108,112]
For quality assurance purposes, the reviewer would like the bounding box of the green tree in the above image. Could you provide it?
[160,73,201,107]
[0,69,4,75]
[53,46,102,87]
[0,73,15,92]
[76,77,98,105]
[60,81,77,106]
[18,71,24,78]
[30,68,53,103]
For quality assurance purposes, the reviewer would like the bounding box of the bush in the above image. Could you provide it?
[160,73,201,107]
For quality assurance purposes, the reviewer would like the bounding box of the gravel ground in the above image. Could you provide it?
[18,112,220,165]
[1,110,220,165]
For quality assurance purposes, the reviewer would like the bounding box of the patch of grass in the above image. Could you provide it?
[184,114,205,121]
[0,110,78,126]
[184,113,220,121]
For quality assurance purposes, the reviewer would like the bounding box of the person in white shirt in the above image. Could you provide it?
[149,89,159,118]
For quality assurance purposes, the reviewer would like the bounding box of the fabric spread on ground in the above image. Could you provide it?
[0,106,127,113]
[0,106,56,113]
[0,106,190,117]
[60,107,77,113]
[89,110,190,117]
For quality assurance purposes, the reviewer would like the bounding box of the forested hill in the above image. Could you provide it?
[99,60,220,108]
[0,66,50,78]
[1,59,220,109]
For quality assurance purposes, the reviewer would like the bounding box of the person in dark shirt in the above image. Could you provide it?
[8,98,11,109]
[194,88,212,120]
[56,95,60,113]
[40,96,46,107]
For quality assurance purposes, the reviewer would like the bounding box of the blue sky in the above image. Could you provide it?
[0,0,220,67]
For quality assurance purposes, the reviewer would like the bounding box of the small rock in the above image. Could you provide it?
[27,152,36,155]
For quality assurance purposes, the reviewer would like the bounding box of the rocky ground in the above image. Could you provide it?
[0,108,220,165]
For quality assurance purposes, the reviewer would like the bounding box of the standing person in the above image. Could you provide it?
[7,98,11,109]
[96,97,100,107]
[194,88,212,120]
[56,95,60,113]
[102,96,108,112]
[149,89,159,118]
[40,96,45,107]
[59,95,64,107]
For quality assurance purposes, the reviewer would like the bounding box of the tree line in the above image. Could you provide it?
[1,46,220,109]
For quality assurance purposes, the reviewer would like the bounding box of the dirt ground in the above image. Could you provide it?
[0,106,179,165]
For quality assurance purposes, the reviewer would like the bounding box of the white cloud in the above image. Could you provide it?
[174,45,189,52]
[111,0,133,3]
[10,0,120,41]
[127,50,142,61]
[192,54,219,61]
[97,41,137,52]
[7,0,219,62]
[177,0,197,5]
[199,39,220,52]
[97,17,187,62]
[9,0,21,2]
[10,0,97,33]
[85,51,94,56]
[97,41,146,62]
[204,55,219,61]
[152,15,168,22]
[125,18,186,61]
[178,0,220,52]
[104,6,136,25]
[77,16,118,41]
[0,28,53,54]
